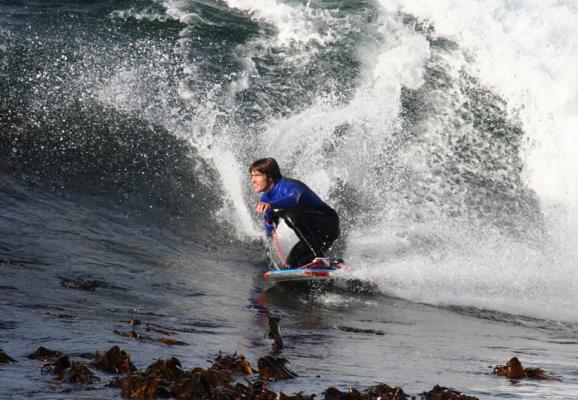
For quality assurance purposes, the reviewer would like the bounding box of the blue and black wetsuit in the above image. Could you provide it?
[260,176,340,267]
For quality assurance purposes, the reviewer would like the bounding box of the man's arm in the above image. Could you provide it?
[269,186,302,209]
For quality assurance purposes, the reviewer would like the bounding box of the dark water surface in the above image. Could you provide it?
[1,175,577,398]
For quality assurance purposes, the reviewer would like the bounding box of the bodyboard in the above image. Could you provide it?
[263,258,377,293]
[263,266,338,282]
[263,259,348,283]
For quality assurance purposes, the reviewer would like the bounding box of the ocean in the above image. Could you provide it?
[1,0,577,398]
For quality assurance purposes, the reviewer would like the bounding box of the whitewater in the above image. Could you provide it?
[211,0,578,323]
[1,0,577,399]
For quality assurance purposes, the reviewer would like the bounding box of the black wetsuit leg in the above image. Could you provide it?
[280,208,340,267]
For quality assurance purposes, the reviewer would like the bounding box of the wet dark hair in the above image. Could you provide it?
[249,157,282,182]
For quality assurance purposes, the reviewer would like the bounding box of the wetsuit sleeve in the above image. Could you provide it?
[269,186,302,209]
[260,194,278,237]
[263,218,276,237]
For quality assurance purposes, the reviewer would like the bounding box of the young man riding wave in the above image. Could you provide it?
[249,157,340,268]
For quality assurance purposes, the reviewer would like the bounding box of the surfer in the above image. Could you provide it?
[250,157,340,268]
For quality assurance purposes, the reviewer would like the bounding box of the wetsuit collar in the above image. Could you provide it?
[265,176,283,194]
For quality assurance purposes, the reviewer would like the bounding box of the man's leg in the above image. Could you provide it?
[282,209,340,267]
[286,240,316,268]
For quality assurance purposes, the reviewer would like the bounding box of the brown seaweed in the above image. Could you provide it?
[109,352,254,399]
[92,345,136,374]
[0,349,16,363]
[25,342,553,400]
[116,319,186,346]
[493,357,561,381]
[266,315,285,350]
[324,386,363,400]
[278,391,316,400]
[114,329,189,346]
[210,352,255,375]
[324,384,411,400]
[420,385,479,400]
[336,326,385,336]
[146,357,185,381]
[367,384,411,400]
[62,361,100,384]
[42,355,100,384]
[46,312,75,320]
[258,355,297,380]
[41,355,71,375]
[27,346,64,362]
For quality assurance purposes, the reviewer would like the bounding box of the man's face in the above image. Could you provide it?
[250,170,274,193]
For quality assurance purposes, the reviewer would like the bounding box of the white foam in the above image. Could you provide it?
[211,148,259,238]
[361,0,578,322]
[257,16,430,200]
[382,0,578,209]
[223,0,334,47]
[99,0,578,321]
[346,218,578,323]
[109,8,171,22]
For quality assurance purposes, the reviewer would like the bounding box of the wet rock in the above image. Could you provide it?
[492,357,561,381]
[258,355,297,381]
[420,385,478,400]
[92,345,135,374]
[27,346,64,362]
[0,349,16,363]
[266,315,284,350]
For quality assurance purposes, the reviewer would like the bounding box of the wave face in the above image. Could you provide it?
[1,0,577,323]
